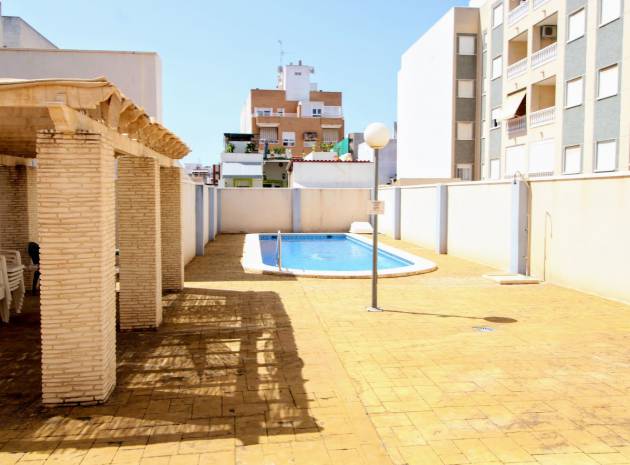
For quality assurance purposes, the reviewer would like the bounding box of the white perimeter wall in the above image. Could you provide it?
[529,176,630,304]
[220,189,292,233]
[397,8,455,180]
[300,189,370,232]
[447,182,512,270]
[379,188,397,237]
[400,186,436,249]
[181,180,197,265]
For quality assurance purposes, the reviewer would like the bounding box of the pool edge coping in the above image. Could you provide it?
[241,233,438,279]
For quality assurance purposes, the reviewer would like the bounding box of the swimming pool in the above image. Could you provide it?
[242,233,437,278]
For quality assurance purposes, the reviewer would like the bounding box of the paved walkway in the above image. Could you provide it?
[1,234,629,465]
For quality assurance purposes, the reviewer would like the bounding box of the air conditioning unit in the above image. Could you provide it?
[541,25,557,40]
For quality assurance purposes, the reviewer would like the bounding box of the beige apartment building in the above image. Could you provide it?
[398,0,630,181]
[240,62,344,158]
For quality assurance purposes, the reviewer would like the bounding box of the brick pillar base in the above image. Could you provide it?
[37,130,116,405]
[160,167,184,291]
[118,156,162,330]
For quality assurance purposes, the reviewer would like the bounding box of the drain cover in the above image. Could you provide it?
[473,326,495,332]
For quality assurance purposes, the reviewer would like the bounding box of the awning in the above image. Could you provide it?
[221,162,263,178]
[502,89,526,120]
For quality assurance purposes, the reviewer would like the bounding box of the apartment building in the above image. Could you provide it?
[398,8,481,181]
[398,0,630,181]
[240,62,344,158]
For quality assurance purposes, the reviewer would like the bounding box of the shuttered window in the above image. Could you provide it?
[260,127,278,142]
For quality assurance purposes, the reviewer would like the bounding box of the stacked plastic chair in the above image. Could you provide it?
[0,250,25,323]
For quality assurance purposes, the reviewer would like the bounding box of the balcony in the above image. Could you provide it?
[530,107,555,127]
[508,0,529,26]
[507,115,527,137]
[531,42,557,68]
[507,57,528,80]
[321,106,343,118]
[254,112,298,118]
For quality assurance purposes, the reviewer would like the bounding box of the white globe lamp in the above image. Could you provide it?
[364,122,391,149]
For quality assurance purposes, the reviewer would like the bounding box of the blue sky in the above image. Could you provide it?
[3,0,468,164]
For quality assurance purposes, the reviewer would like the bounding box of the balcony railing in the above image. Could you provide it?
[531,42,557,69]
[322,107,343,118]
[507,116,527,137]
[530,106,555,127]
[254,112,298,118]
[508,1,529,25]
[507,57,528,80]
[533,0,550,9]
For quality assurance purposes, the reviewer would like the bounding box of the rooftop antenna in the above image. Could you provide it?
[277,39,285,67]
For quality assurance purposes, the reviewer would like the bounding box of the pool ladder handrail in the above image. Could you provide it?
[276,230,282,271]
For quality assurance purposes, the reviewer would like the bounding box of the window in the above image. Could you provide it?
[491,107,502,129]
[564,145,582,174]
[492,55,503,80]
[598,64,619,99]
[457,80,475,98]
[458,35,476,55]
[255,107,272,116]
[312,108,322,117]
[568,8,586,42]
[489,159,501,179]
[529,139,555,175]
[493,3,504,28]
[456,163,473,181]
[277,108,285,116]
[282,131,295,147]
[566,77,584,108]
[505,144,526,177]
[457,122,474,140]
[600,0,621,26]
[323,128,339,144]
[259,127,278,143]
[482,31,488,50]
[596,140,617,171]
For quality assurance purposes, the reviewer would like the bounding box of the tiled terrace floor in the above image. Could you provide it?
[1,234,630,465]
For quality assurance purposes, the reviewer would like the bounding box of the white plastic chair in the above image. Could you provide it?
[0,250,25,320]
[0,256,11,323]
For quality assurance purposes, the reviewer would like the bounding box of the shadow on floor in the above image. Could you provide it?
[382,308,517,324]
[185,235,298,283]
[0,287,318,454]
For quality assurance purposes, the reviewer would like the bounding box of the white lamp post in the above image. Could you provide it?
[364,122,391,312]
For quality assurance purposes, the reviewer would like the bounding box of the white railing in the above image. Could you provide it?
[531,42,557,69]
[508,1,529,25]
[507,57,528,80]
[530,107,555,127]
[322,106,343,118]
[254,112,298,118]
[533,0,550,9]
[507,116,527,137]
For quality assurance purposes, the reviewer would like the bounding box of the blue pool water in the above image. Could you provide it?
[259,234,412,271]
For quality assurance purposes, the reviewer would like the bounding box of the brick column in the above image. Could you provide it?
[160,166,183,291]
[0,164,33,258]
[36,131,116,405]
[117,155,162,330]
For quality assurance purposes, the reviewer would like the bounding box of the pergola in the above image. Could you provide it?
[0,78,190,405]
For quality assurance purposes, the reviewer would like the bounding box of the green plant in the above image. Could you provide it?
[245,142,257,153]
[226,143,235,153]
[272,147,286,155]
[320,142,334,152]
